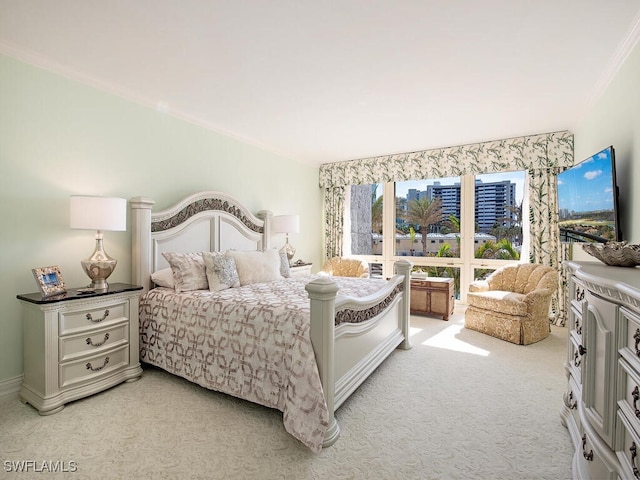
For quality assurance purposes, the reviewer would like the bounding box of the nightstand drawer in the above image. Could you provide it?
[59,322,128,362]
[59,300,129,335]
[59,345,129,389]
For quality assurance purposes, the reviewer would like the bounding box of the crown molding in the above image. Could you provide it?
[576,11,640,124]
[0,40,300,164]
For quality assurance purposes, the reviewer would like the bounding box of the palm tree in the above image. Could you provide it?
[402,197,443,256]
[371,194,383,234]
[494,201,523,245]
[475,238,520,260]
[441,214,460,234]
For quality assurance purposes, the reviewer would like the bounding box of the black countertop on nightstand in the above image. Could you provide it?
[17,283,143,305]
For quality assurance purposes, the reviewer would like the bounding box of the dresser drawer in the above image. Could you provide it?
[563,374,582,434]
[59,300,129,335]
[569,305,583,340]
[571,277,587,312]
[617,410,640,479]
[568,335,584,384]
[59,322,128,362]
[580,430,618,480]
[619,307,640,370]
[59,345,129,389]
[617,359,640,436]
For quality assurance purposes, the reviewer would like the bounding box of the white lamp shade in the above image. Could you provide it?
[70,196,127,231]
[272,215,300,234]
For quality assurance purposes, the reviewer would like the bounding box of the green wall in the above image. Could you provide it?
[573,40,640,251]
[0,55,322,383]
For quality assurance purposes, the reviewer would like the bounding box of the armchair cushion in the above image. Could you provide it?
[467,291,528,316]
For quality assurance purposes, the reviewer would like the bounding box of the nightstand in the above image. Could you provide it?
[289,262,313,277]
[17,283,143,415]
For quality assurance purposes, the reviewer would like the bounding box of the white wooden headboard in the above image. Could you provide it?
[130,191,272,291]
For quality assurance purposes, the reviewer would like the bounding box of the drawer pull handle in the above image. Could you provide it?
[578,344,587,356]
[635,329,640,357]
[568,391,577,410]
[581,435,593,461]
[86,333,110,347]
[573,351,581,368]
[575,317,582,335]
[634,386,640,419]
[576,286,584,302]
[86,357,110,372]
[86,309,109,323]
[631,442,640,478]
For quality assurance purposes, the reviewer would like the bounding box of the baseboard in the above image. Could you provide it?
[0,375,23,399]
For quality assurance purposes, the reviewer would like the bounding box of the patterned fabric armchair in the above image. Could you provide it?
[464,263,558,345]
[321,257,369,278]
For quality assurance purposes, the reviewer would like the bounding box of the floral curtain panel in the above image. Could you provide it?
[320,131,574,325]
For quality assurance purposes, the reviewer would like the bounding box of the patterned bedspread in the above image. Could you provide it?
[139,275,387,452]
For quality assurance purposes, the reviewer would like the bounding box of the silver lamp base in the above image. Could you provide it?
[81,234,117,290]
[280,238,296,262]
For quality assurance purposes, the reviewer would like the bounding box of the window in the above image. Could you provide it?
[346,171,526,303]
[395,177,461,259]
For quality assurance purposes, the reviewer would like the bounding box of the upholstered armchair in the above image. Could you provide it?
[464,263,558,345]
[321,257,369,278]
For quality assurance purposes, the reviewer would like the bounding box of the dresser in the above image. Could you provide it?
[562,261,640,479]
[409,277,454,320]
[17,283,143,415]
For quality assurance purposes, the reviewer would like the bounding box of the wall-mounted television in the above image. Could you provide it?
[557,145,621,243]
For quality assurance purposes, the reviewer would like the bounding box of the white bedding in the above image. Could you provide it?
[139,274,387,452]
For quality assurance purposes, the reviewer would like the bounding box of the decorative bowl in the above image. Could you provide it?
[582,241,640,267]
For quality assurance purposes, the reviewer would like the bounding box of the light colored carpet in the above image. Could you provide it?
[0,308,573,479]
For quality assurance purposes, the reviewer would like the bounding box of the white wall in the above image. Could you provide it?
[573,40,640,256]
[0,54,323,383]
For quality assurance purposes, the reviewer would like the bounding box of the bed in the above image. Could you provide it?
[130,191,412,452]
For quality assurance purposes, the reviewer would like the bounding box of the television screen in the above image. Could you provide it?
[557,146,620,243]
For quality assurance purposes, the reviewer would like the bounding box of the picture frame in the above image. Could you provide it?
[32,265,67,297]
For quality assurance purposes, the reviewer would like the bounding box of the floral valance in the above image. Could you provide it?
[319,130,574,188]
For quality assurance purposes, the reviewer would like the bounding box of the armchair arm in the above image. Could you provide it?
[469,280,489,293]
[524,288,554,317]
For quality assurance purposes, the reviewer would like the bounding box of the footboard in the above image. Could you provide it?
[305,259,412,447]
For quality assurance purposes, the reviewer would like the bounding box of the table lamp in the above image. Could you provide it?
[70,195,126,290]
[272,214,299,262]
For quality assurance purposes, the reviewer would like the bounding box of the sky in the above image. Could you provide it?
[557,147,615,213]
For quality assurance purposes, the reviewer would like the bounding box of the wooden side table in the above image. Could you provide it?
[17,283,143,415]
[409,277,455,320]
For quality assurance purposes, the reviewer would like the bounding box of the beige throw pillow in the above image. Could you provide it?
[226,249,283,286]
[162,252,208,293]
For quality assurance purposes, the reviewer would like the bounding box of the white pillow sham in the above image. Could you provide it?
[226,249,283,286]
[151,267,175,289]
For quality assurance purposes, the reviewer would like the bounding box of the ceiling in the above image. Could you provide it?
[2,1,640,166]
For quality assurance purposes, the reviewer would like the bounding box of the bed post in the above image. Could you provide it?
[257,210,272,250]
[305,276,341,447]
[394,259,413,350]
[129,196,155,292]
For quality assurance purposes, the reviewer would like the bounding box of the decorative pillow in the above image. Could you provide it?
[226,249,283,286]
[162,252,208,293]
[151,267,175,289]
[202,252,240,292]
[279,251,291,278]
